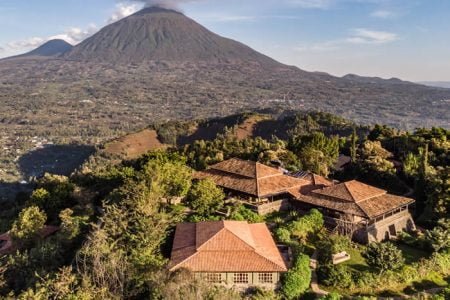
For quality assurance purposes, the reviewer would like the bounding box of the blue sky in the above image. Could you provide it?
[0,0,449,81]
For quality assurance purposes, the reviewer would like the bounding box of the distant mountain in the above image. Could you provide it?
[64,7,279,67]
[419,81,450,89]
[11,39,73,59]
[342,74,406,85]
[0,5,449,141]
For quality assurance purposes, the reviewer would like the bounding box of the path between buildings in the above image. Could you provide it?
[310,250,328,297]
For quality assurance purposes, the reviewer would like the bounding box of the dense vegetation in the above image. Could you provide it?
[0,112,448,299]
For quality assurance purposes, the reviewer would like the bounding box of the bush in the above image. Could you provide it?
[282,254,312,299]
[320,292,342,300]
[275,227,292,244]
[228,205,263,223]
[318,264,353,288]
[425,219,450,253]
[289,209,324,241]
[10,206,47,243]
[316,234,352,264]
[363,242,405,274]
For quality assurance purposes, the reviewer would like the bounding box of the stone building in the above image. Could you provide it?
[290,180,416,243]
[194,158,311,215]
[169,220,288,290]
[194,158,416,243]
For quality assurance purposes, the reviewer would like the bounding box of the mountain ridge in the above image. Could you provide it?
[2,39,73,60]
[63,6,281,67]
[0,6,449,134]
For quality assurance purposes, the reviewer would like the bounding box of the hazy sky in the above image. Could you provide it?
[0,0,449,82]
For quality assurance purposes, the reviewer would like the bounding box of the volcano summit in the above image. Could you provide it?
[64,7,279,66]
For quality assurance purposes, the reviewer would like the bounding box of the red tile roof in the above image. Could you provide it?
[194,158,310,198]
[312,180,386,203]
[169,221,287,272]
[295,180,414,219]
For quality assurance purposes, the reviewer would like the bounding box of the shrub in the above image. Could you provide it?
[316,234,352,264]
[10,206,47,243]
[363,242,405,274]
[275,227,292,244]
[320,292,342,300]
[282,254,312,299]
[228,205,263,223]
[425,219,450,253]
[289,209,324,241]
[318,264,353,289]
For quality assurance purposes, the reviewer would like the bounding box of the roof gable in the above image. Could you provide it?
[195,158,309,198]
[210,158,257,178]
[196,221,256,251]
[297,180,414,219]
[169,221,287,272]
[312,180,386,202]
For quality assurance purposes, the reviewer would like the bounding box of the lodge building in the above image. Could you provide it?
[169,220,288,290]
[194,158,416,243]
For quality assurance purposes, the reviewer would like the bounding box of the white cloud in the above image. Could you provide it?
[7,37,46,50]
[117,0,201,11]
[4,25,98,54]
[371,9,395,18]
[347,28,398,44]
[49,25,98,45]
[108,3,141,24]
[294,40,340,52]
[289,0,332,9]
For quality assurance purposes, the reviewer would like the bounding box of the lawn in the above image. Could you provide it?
[341,242,429,273]
[342,246,369,272]
[321,242,447,297]
[396,243,430,264]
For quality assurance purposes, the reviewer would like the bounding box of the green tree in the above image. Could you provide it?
[27,174,75,221]
[275,227,292,244]
[289,209,324,242]
[282,254,311,299]
[350,128,358,162]
[10,206,47,243]
[362,242,405,274]
[425,219,450,253]
[289,132,339,176]
[186,179,224,216]
[59,209,89,240]
[142,153,192,198]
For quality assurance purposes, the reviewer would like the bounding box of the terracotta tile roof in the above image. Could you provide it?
[194,158,310,198]
[169,221,287,272]
[312,180,386,203]
[294,180,414,219]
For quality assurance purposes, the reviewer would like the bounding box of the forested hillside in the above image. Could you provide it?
[1,112,448,299]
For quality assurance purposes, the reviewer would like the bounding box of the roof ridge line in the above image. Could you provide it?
[223,225,257,251]
[197,222,256,251]
[344,181,358,202]
[196,221,224,250]
[253,248,288,271]
[255,162,261,198]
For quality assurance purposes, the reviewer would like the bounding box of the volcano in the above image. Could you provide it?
[64,7,279,66]
[0,7,449,131]
[4,39,73,60]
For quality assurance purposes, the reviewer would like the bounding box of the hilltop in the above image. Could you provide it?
[0,7,449,185]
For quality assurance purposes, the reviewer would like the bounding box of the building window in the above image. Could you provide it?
[205,273,222,283]
[233,273,249,284]
[258,273,273,283]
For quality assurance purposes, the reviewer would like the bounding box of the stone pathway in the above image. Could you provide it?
[310,250,329,296]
